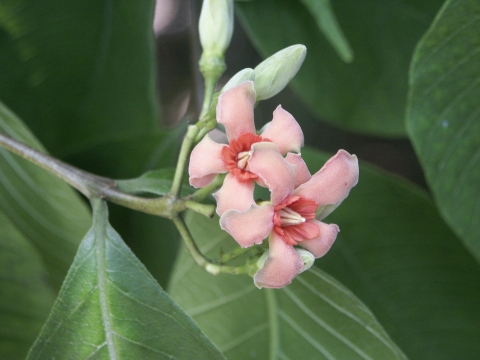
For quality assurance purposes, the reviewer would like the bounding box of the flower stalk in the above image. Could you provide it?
[191,173,226,202]
[172,216,250,275]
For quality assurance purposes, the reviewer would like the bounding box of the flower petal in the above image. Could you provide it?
[254,232,304,289]
[217,81,256,141]
[189,134,227,188]
[248,142,296,206]
[293,149,359,212]
[285,153,311,187]
[260,105,304,154]
[220,204,274,248]
[213,173,255,216]
[300,220,339,258]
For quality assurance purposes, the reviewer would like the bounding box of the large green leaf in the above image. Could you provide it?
[0,209,55,360]
[406,0,480,261]
[296,148,480,359]
[28,199,225,360]
[236,0,443,136]
[168,213,406,360]
[0,101,91,288]
[0,0,158,156]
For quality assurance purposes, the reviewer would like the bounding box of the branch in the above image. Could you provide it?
[0,132,189,218]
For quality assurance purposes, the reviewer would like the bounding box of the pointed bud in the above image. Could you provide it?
[254,44,307,101]
[256,251,269,271]
[198,0,234,79]
[296,249,315,273]
[199,0,234,57]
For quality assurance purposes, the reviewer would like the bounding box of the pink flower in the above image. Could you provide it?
[188,81,304,215]
[219,150,359,288]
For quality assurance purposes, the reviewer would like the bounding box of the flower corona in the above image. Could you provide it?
[220,133,270,182]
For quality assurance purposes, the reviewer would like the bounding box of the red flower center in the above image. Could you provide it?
[273,195,319,245]
[221,133,269,182]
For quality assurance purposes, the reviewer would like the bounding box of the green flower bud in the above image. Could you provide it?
[254,44,307,101]
[199,0,234,59]
[296,249,315,273]
[222,68,255,92]
[255,248,315,276]
[256,251,269,271]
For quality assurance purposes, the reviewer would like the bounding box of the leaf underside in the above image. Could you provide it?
[28,200,225,360]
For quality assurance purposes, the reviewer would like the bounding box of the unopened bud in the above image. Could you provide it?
[296,249,315,273]
[222,68,255,92]
[256,248,314,274]
[199,0,234,59]
[256,251,269,271]
[254,44,306,101]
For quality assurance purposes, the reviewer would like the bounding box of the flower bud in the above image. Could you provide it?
[199,0,234,59]
[295,249,315,273]
[221,68,255,92]
[256,248,315,275]
[256,250,269,271]
[254,44,307,101]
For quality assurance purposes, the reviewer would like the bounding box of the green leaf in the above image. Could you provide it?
[117,169,176,195]
[168,213,406,360]
[0,101,91,288]
[116,168,194,197]
[298,0,353,63]
[298,148,480,359]
[28,199,225,360]
[0,0,158,155]
[236,0,444,136]
[0,209,55,360]
[406,0,480,261]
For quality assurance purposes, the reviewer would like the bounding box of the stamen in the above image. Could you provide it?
[236,150,251,169]
[220,133,270,182]
[278,208,305,226]
[273,195,320,245]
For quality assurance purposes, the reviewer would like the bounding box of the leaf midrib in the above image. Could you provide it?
[265,289,279,360]
[93,199,117,359]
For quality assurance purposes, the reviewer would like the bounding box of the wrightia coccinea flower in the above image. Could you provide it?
[219,151,359,288]
[188,81,304,215]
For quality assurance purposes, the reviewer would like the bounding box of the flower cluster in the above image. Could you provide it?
[189,81,359,288]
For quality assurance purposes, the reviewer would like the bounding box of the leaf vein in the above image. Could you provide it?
[112,331,176,358]
[220,323,268,353]
[278,310,335,360]
[416,13,480,70]
[188,286,256,316]
[282,288,377,359]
